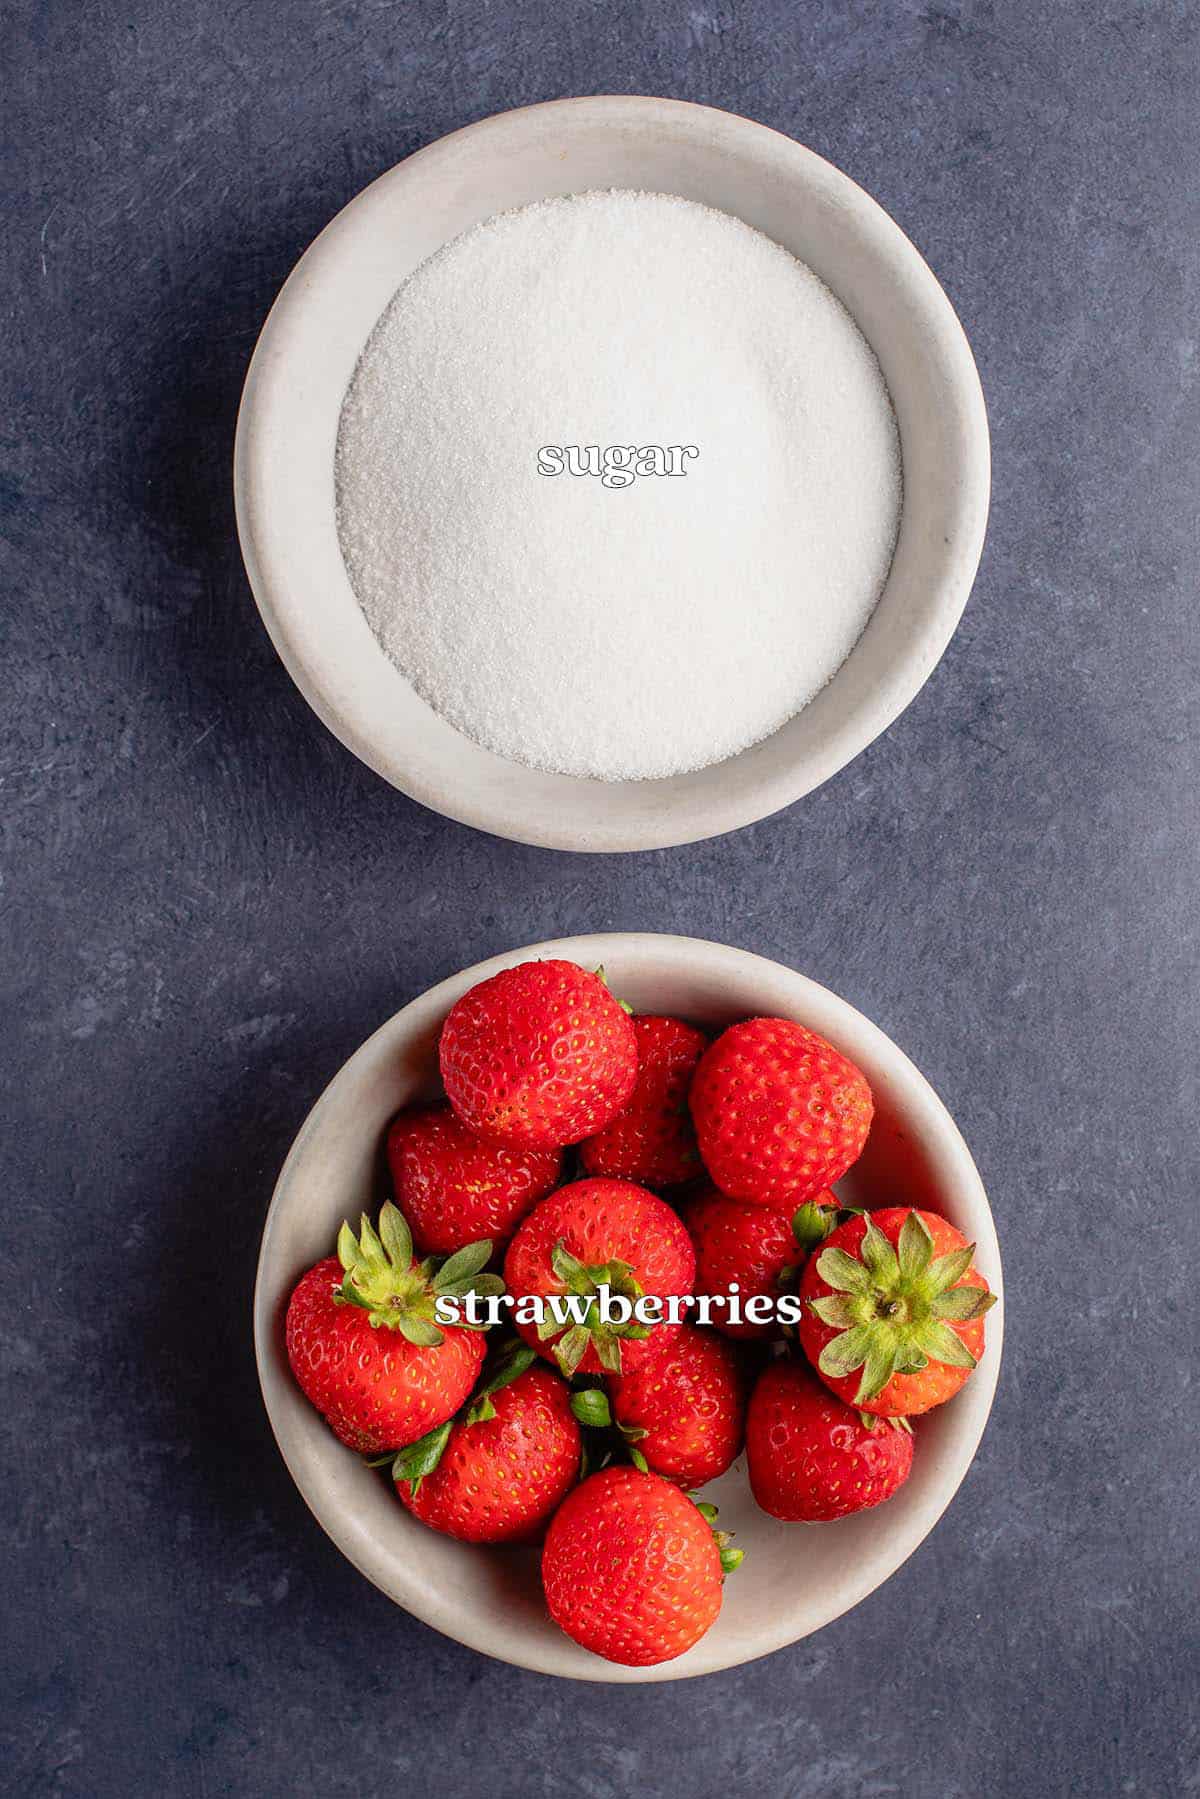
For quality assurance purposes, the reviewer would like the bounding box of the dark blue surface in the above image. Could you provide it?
[3,3,1198,1794]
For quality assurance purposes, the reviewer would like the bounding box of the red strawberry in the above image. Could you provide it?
[579,1015,706,1187]
[799,1207,996,1416]
[746,1359,913,1522]
[689,1017,873,1207]
[608,1323,748,1488]
[285,1204,496,1452]
[684,1184,838,1339]
[439,959,638,1148]
[387,1104,561,1255]
[503,1177,695,1378]
[395,1355,580,1543]
[542,1467,733,1666]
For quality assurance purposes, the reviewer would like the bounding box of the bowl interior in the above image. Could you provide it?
[254,934,1002,1682]
[235,97,989,850]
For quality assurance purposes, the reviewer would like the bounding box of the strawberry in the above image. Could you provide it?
[607,1323,749,1488]
[387,1104,561,1255]
[542,1467,737,1666]
[746,1359,913,1522]
[503,1177,695,1377]
[285,1203,499,1453]
[684,1185,838,1339]
[579,1015,706,1187]
[392,1349,581,1543]
[799,1207,996,1416]
[439,959,638,1148]
[689,1017,873,1207]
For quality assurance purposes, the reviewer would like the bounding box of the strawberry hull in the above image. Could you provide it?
[286,1257,486,1453]
[504,1178,696,1380]
[799,1208,994,1416]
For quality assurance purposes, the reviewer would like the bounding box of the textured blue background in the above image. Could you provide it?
[3,3,1198,1795]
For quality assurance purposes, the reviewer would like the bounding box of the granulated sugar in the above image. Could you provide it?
[336,190,901,781]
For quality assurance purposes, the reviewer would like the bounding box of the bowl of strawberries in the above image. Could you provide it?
[255,933,1002,1681]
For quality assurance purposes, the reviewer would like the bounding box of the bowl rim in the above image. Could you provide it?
[233,95,991,853]
[253,932,1003,1681]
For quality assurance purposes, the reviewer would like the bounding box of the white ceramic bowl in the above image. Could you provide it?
[235,97,989,853]
[254,933,1002,1681]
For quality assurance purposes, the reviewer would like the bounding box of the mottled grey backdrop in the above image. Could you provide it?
[3,2,1197,1795]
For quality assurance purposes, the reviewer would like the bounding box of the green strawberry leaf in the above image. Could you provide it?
[395,1313,444,1349]
[927,1245,977,1293]
[390,1419,453,1490]
[793,1201,837,1255]
[435,1240,493,1288]
[555,1326,591,1378]
[817,1323,873,1378]
[859,1219,900,1284]
[436,1272,505,1301]
[358,1212,386,1265]
[473,1340,535,1402]
[815,1246,873,1295]
[570,1388,613,1429]
[551,1242,590,1289]
[912,1319,978,1369]
[337,1277,376,1312]
[809,1294,863,1330]
[337,1220,359,1272]
[931,1283,994,1321]
[855,1335,900,1404]
[379,1202,413,1270]
[897,1210,934,1281]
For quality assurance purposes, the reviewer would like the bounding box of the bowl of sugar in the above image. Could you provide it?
[235,97,989,851]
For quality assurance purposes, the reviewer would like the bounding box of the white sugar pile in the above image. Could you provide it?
[336,190,901,782]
